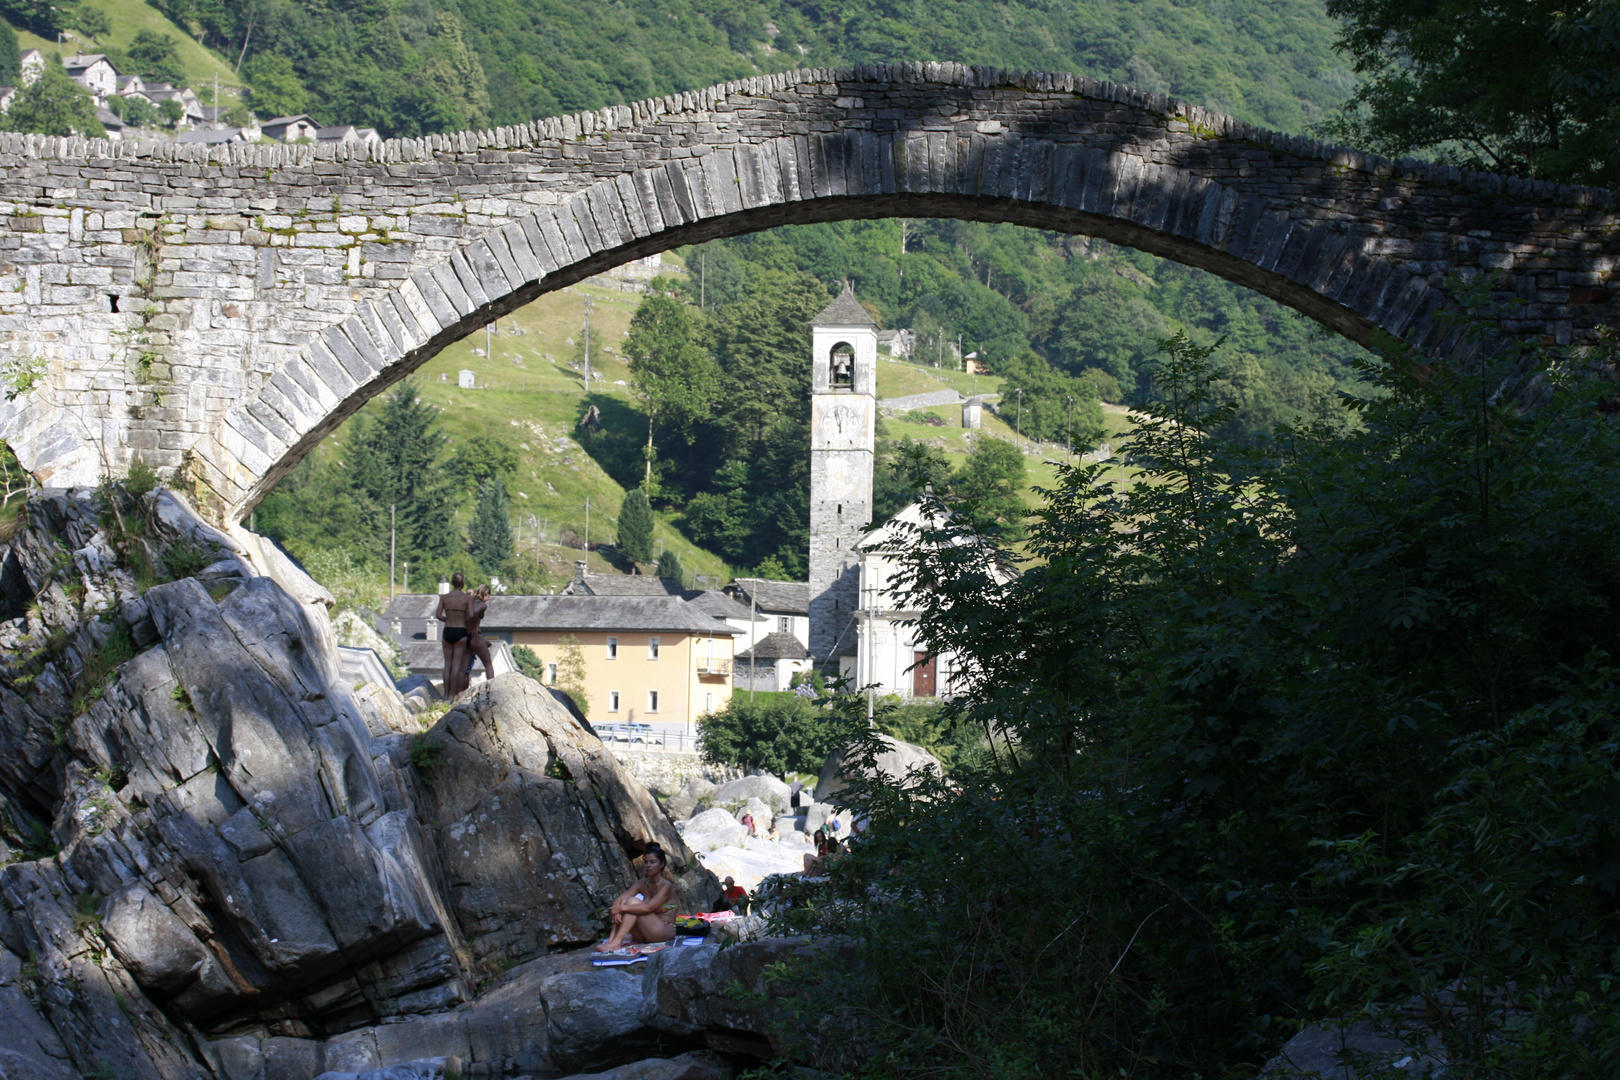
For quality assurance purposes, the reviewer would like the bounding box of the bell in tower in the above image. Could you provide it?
[807,283,877,667]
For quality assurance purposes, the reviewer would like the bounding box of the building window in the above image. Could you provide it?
[606,637,618,659]
[778,616,791,634]
[609,691,620,712]
[546,662,557,685]
[705,692,714,713]
[647,690,660,713]
[647,636,660,660]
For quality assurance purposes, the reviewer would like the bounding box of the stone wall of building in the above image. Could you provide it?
[0,63,1613,523]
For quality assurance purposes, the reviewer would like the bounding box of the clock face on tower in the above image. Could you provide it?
[823,404,860,441]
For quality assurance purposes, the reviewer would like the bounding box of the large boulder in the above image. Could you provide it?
[414,674,720,969]
[712,775,790,815]
[662,776,716,822]
[815,735,941,805]
[541,970,661,1071]
[679,808,747,850]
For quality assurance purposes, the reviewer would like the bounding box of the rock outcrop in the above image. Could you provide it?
[815,735,941,805]
[0,489,723,1079]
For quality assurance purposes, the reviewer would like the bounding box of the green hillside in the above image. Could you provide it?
[10,0,242,91]
[143,0,1353,137]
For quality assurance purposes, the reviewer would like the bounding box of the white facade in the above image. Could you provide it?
[63,56,119,103]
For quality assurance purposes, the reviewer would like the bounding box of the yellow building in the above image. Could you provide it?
[480,595,738,728]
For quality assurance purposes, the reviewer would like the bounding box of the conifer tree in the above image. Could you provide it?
[347,381,459,561]
[468,477,513,570]
[655,548,684,584]
[617,487,655,564]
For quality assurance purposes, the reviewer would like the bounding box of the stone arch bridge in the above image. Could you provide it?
[0,63,1616,523]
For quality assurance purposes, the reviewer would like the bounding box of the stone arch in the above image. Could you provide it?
[0,63,1611,518]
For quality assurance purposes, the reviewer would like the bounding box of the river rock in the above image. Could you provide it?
[555,1051,732,1080]
[713,775,790,814]
[679,808,746,850]
[815,736,942,805]
[663,776,715,822]
[541,970,660,1071]
[413,674,719,969]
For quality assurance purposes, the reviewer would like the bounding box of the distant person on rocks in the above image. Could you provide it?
[766,822,779,842]
[741,811,756,837]
[434,572,474,696]
[722,876,748,913]
[461,584,495,685]
[596,843,677,953]
[789,778,804,810]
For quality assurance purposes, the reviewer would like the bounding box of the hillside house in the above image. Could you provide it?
[0,88,15,115]
[116,74,146,97]
[317,124,382,147]
[18,50,43,87]
[177,128,252,146]
[262,114,321,142]
[140,84,206,127]
[62,55,119,102]
[97,108,124,140]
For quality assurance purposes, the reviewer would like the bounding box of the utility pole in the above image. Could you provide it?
[213,74,219,126]
[956,333,963,371]
[389,504,396,596]
[485,320,492,364]
[863,554,875,725]
[403,561,410,593]
[748,584,757,703]
[1016,388,1024,438]
[1066,396,1074,461]
[584,496,590,553]
[581,298,592,390]
[699,251,706,311]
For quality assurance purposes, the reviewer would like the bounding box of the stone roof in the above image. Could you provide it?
[811,283,876,328]
[481,595,739,635]
[726,578,810,616]
[735,632,811,661]
[562,572,686,597]
[685,589,756,621]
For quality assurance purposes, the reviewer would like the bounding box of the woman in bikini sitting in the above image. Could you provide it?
[434,572,475,696]
[462,584,496,686]
[595,843,677,953]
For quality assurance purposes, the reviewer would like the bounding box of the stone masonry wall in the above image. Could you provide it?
[0,63,1613,523]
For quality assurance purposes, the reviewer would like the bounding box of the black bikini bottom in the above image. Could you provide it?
[443,628,469,644]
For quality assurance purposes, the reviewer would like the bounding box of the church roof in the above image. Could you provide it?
[811,284,877,328]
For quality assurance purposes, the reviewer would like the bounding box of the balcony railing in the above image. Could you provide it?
[697,658,733,675]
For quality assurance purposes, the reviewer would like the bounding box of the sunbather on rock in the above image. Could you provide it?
[596,843,677,952]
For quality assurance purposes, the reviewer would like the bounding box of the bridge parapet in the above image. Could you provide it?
[0,62,1611,520]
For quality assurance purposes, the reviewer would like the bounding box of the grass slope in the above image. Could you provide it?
[13,0,243,91]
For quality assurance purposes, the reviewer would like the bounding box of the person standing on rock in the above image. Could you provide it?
[461,583,496,686]
[789,778,804,810]
[741,810,756,837]
[434,572,476,696]
[596,843,677,953]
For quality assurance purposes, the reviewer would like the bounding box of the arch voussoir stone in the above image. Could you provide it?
[0,65,1614,521]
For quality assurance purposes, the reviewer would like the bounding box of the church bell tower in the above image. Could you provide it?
[807,284,878,667]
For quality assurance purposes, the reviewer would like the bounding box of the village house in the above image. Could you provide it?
[18,49,43,87]
[723,578,811,691]
[0,87,16,115]
[377,589,737,727]
[261,114,321,142]
[316,124,382,147]
[62,54,119,103]
[139,83,207,127]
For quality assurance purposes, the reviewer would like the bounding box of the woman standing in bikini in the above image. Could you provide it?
[596,843,677,952]
[434,572,475,696]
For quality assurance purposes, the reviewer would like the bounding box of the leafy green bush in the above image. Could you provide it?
[778,307,1620,1078]
[699,694,851,776]
[512,645,545,682]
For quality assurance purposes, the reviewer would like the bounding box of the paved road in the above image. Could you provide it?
[879,389,965,410]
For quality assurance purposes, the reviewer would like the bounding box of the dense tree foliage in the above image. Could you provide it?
[699,693,840,775]
[150,0,1355,138]
[1,59,104,137]
[0,20,17,87]
[624,294,719,490]
[1322,0,1620,185]
[774,308,1620,1077]
[466,477,512,569]
[689,220,1370,442]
